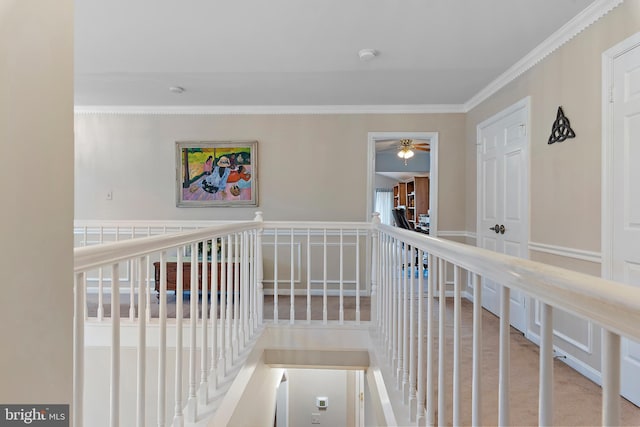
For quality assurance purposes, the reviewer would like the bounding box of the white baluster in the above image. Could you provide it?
[209,240,219,391]
[290,228,295,324]
[539,303,553,427]
[409,244,417,421]
[97,267,104,321]
[472,273,482,427]
[323,229,328,324]
[98,228,104,321]
[225,236,233,364]
[233,233,240,359]
[426,254,435,426]
[219,237,227,379]
[186,244,198,422]
[241,232,249,346]
[129,259,135,321]
[274,229,279,323]
[397,240,404,389]
[337,228,343,324]
[453,265,462,427]
[256,227,264,326]
[498,285,510,427]
[307,228,312,323]
[145,255,151,322]
[137,257,147,427]
[370,214,380,329]
[385,235,391,358]
[416,250,426,426]
[602,330,621,427]
[248,231,256,335]
[158,254,167,427]
[73,272,85,427]
[199,241,209,405]
[438,258,446,427]
[402,243,409,401]
[356,229,361,324]
[111,263,121,427]
[173,254,184,427]
[392,238,398,370]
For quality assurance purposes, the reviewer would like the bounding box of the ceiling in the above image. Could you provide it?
[74,0,596,107]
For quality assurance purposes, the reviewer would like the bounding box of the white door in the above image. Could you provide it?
[477,99,529,332]
[610,40,640,406]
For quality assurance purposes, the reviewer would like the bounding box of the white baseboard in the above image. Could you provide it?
[525,331,602,386]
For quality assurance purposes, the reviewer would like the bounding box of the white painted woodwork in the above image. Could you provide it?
[477,98,530,332]
[606,35,640,406]
[539,303,553,427]
[438,258,447,427]
[72,217,640,426]
[472,274,482,427]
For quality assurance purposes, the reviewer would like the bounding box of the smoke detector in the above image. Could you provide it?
[358,49,378,61]
[169,86,185,94]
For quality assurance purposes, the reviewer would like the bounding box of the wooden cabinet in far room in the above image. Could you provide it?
[406,176,429,227]
[393,182,407,209]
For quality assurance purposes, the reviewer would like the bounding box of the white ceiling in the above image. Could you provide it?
[74,0,596,107]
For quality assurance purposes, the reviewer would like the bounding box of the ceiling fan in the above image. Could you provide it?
[378,138,430,165]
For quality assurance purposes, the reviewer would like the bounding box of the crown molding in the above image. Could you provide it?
[74,104,466,115]
[464,0,624,112]
[74,1,623,117]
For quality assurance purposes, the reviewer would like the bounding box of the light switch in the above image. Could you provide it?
[311,412,320,424]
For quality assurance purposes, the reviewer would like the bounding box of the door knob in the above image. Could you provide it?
[489,224,500,233]
[499,224,506,234]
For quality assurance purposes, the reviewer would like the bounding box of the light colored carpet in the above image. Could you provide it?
[85,292,639,426]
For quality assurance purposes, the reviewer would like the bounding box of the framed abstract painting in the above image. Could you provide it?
[176,141,258,207]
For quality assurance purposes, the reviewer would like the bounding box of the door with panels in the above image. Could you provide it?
[477,99,529,332]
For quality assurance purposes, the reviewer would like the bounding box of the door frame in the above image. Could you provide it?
[367,131,439,236]
[601,31,640,406]
[601,32,640,280]
[476,96,531,331]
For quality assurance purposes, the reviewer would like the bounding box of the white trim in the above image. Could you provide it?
[601,31,640,281]
[465,0,624,111]
[532,301,594,354]
[366,132,439,237]
[438,231,476,239]
[73,2,622,117]
[74,104,466,115]
[526,329,602,386]
[529,242,602,264]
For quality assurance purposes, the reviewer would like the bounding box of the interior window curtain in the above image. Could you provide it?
[374,188,393,226]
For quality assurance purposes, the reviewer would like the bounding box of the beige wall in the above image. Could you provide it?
[74,113,466,228]
[0,0,74,406]
[465,0,640,254]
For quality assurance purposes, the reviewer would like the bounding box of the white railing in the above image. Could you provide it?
[372,220,640,426]
[73,215,374,426]
[73,215,640,426]
[74,218,264,427]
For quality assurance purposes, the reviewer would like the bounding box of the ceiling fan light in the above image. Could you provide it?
[405,150,414,159]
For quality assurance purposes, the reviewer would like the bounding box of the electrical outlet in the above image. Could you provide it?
[311,412,320,424]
